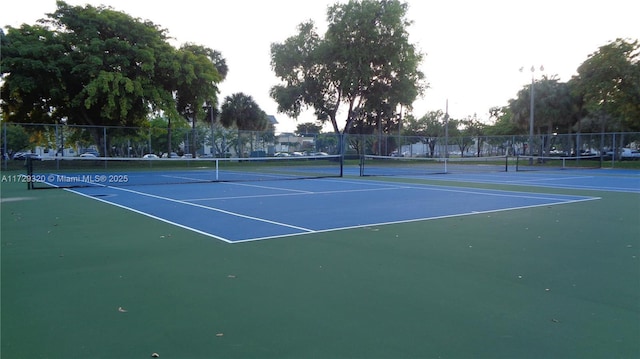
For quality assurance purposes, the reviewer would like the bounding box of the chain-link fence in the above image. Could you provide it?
[2,122,639,169]
[343,132,640,158]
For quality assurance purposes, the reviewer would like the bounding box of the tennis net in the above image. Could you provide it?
[26,155,342,189]
[515,155,602,171]
[360,155,509,176]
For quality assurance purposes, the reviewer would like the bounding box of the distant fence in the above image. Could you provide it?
[344,131,640,160]
[2,122,639,169]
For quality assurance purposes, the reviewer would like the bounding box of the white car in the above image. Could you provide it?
[621,148,640,160]
[142,154,159,159]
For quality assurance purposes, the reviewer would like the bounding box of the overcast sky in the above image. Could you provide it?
[2,0,639,133]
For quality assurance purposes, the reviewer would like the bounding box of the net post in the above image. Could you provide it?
[339,133,345,177]
[26,156,33,190]
[2,122,7,171]
[504,155,508,172]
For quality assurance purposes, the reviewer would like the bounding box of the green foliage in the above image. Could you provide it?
[270,0,425,134]
[174,43,222,123]
[315,133,339,154]
[295,122,323,136]
[148,116,189,155]
[1,124,31,153]
[570,38,640,132]
[484,39,638,136]
[485,107,520,136]
[401,111,446,157]
[220,93,269,131]
[0,24,70,123]
[1,1,224,153]
[403,111,446,137]
[458,115,487,157]
[509,76,575,136]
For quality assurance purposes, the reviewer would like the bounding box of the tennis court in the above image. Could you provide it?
[62,178,599,243]
[2,158,639,358]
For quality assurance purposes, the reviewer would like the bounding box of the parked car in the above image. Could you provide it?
[390,151,409,157]
[142,154,159,159]
[162,152,179,158]
[81,150,100,157]
[621,148,640,160]
[12,152,41,161]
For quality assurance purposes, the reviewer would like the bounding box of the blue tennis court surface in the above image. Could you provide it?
[67,177,601,243]
[398,169,640,193]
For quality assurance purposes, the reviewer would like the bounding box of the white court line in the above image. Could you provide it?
[426,176,640,193]
[232,196,601,243]
[78,185,315,237]
[64,178,602,244]
[505,175,595,183]
[183,186,403,202]
[405,185,599,202]
[177,180,314,201]
[184,184,588,203]
[222,181,314,193]
[314,177,597,202]
[65,188,234,243]
[111,186,314,231]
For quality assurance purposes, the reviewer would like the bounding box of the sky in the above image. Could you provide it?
[2,0,639,133]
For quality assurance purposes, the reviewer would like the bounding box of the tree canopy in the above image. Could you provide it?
[1,1,224,153]
[295,122,323,136]
[270,0,425,135]
[504,38,639,135]
[219,93,269,131]
[508,76,575,136]
[570,38,640,132]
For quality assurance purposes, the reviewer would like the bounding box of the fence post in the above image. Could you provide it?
[3,122,7,170]
[103,126,107,158]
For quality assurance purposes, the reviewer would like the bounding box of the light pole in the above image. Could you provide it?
[521,65,544,160]
[59,117,67,157]
[445,99,449,158]
[203,102,216,157]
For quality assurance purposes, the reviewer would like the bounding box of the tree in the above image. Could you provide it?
[570,38,640,132]
[295,122,323,136]
[315,133,340,154]
[220,93,269,157]
[461,115,487,157]
[509,76,576,154]
[148,116,190,155]
[402,111,446,157]
[0,1,224,156]
[220,93,269,131]
[485,106,520,136]
[174,43,223,156]
[1,124,31,155]
[484,106,520,155]
[447,119,473,157]
[270,0,425,136]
